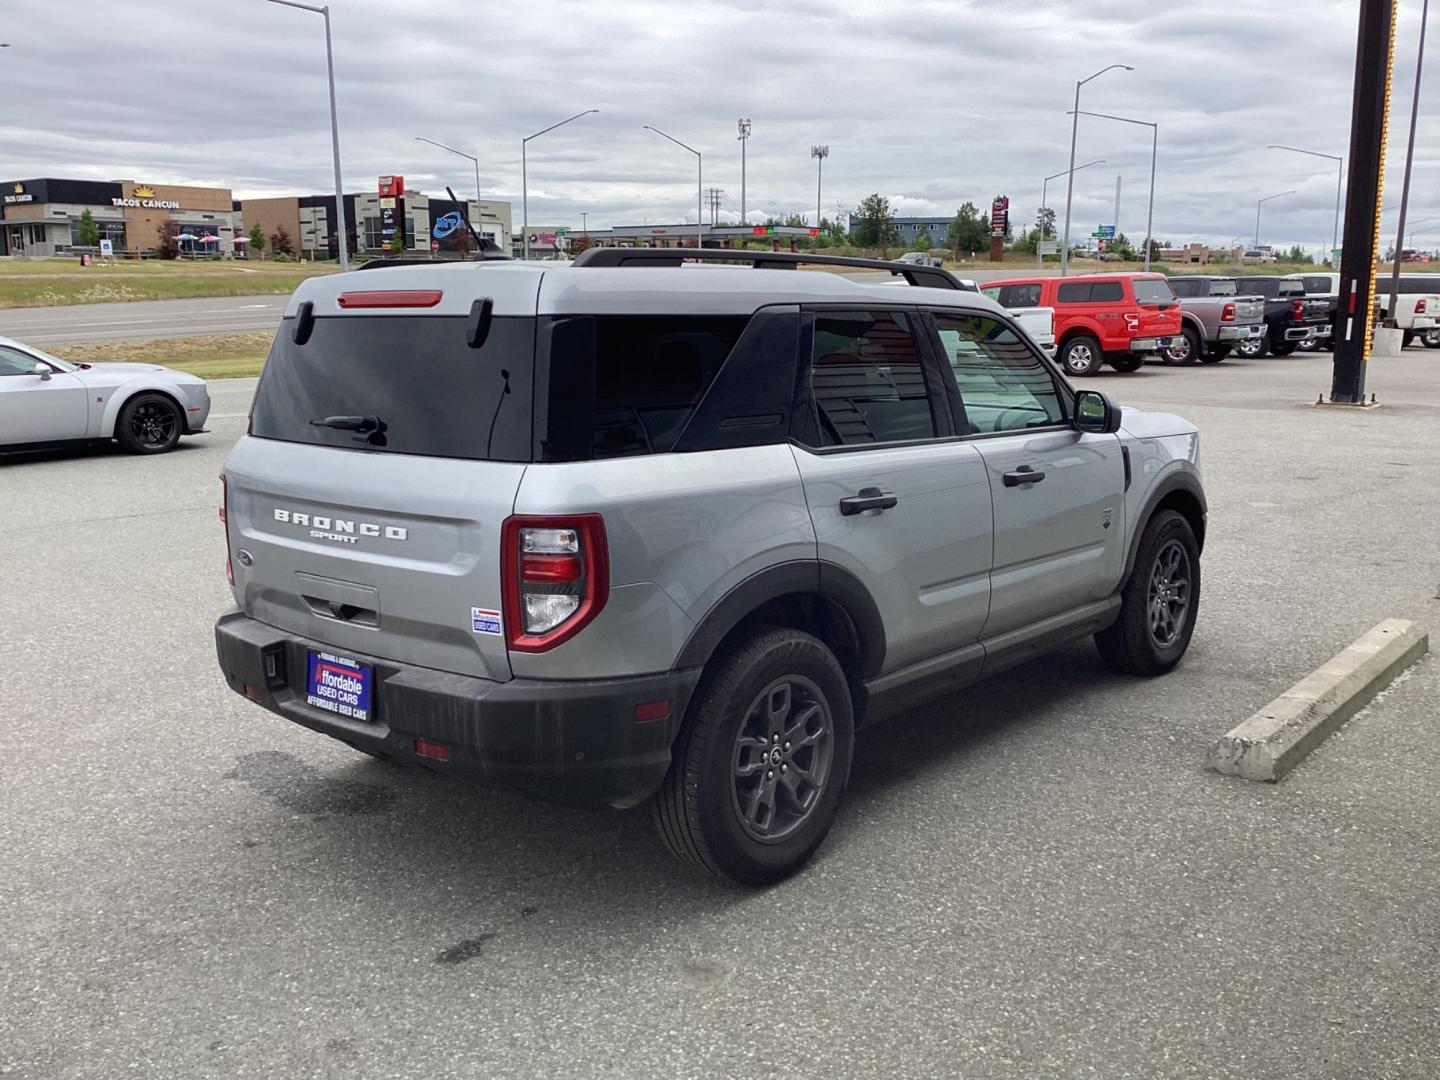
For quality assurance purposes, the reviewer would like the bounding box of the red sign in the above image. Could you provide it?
[378,175,404,198]
[753,226,766,235]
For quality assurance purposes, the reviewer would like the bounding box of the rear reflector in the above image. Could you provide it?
[414,739,450,762]
[336,290,443,309]
[521,554,582,583]
[633,699,673,723]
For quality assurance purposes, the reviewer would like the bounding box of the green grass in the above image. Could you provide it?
[54,332,272,379]
[0,258,339,308]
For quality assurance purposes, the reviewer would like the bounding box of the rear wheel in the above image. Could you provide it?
[1108,353,1145,372]
[1200,344,1230,364]
[1095,510,1201,676]
[653,628,855,885]
[1234,335,1269,359]
[1059,335,1104,377]
[115,393,182,454]
[1402,331,1417,349]
[1424,329,1440,349]
[1270,341,1298,357]
[1163,326,1202,366]
[1297,338,1319,352]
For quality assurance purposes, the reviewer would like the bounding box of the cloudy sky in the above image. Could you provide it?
[1,0,1435,252]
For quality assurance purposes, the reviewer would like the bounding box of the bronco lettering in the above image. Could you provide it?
[274,507,408,541]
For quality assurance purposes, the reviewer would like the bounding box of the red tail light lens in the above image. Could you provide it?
[336,290,443,309]
[501,515,609,652]
[1220,302,1236,322]
[220,474,233,586]
[1291,298,1306,320]
[1416,299,1427,315]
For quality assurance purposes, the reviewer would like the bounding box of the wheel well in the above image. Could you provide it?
[711,592,868,699]
[115,388,189,435]
[1153,488,1206,553]
[1057,327,1100,347]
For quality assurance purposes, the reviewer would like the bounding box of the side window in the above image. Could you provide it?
[1003,284,1042,307]
[808,310,937,447]
[0,347,41,376]
[932,313,1065,435]
[1090,280,1124,302]
[1168,278,1200,299]
[591,316,748,458]
[980,286,1002,302]
[1056,282,1092,304]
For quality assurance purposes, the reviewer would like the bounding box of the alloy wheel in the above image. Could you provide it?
[1147,538,1192,648]
[130,401,177,450]
[730,676,833,843]
[1066,343,1095,373]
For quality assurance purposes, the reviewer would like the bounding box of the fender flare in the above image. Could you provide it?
[1124,467,1207,580]
[1178,310,1207,339]
[673,560,887,678]
[1056,319,1103,346]
[100,381,191,437]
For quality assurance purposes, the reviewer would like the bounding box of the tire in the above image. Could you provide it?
[1297,338,1319,352]
[1234,335,1269,359]
[1402,331,1416,349]
[1423,329,1440,349]
[1270,341,1298,357]
[653,628,855,885]
[115,392,183,454]
[1163,326,1202,366]
[1059,335,1104,376]
[1107,353,1145,372]
[1095,509,1201,676]
[1200,344,1230,364]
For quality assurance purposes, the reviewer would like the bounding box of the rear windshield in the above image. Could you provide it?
[1133,279,1177,304]
[1302,277,1334,294]
[1237,278,1279,299]
[250,315,534,461]
[1207,279,1238,296]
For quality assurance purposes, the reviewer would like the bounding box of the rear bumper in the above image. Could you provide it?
[215,609,698,810]
[1217,323,1265,342]
[1127,335,1175,353]
[1282,323,1324,341]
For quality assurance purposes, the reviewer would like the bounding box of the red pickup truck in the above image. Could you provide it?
[982,273,1183,376]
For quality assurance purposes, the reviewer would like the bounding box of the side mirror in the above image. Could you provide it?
[34,364,52,381]
[1074,389,1121,434]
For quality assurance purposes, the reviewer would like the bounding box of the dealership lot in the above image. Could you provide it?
[3,353,1438,1079]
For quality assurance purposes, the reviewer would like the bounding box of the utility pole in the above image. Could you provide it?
[1331,0,1399,404]
[704,187,725,226]
[811,145,829,236]
[737,118,751,224]
[1114,175,1122,238]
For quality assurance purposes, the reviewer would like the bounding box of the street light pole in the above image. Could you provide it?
[1386,0,1428,322]
[522,109,599,260]
[1040,159,1106,269]
[1255,190,1296,249]
[415,136,481,219]
[1268,145,1345,266]
[644,126,703,249]
[1061,64,1133,276]
[1068,109,1157,271]
[737,119,751,225]
[265,0,350,270]
[811,145,829,237]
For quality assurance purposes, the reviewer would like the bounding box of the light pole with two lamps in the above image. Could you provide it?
[1040,159,1105,269]
[1060,64,1133,276]
[1068,109,1158,271]
[1268,145,1344,265]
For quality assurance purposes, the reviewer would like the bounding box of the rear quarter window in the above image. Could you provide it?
[1090,281,1124,302]
[1056,282,1092,304]
[1168,278,1201,298]
[1133,279,1176,304]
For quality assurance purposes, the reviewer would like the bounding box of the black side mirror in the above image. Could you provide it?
[1074,389,1121,434]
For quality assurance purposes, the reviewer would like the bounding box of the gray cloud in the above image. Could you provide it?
[0,0,1435,251]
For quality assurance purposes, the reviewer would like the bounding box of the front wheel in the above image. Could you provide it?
[1234,335,1269,359]
[1163,326,1202,366]
[653,629,855,885]
[115,393,182,454]
[1095,509,1200,676]
[1059,335,1104,377]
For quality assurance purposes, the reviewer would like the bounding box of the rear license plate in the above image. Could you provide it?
[306,651,373,722]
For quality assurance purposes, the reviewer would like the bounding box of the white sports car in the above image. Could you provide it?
[0,335,211,454]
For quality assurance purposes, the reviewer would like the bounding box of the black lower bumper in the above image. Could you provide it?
[215,610,699,809]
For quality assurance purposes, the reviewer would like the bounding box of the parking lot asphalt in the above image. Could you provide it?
[2,350,1438,1079]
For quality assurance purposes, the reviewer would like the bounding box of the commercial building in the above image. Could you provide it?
[570,223,822,252]
[848,214,952,247]
[1,178,240,256]
[237,191,512,258]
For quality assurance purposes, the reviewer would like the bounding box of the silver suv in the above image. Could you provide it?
[216,248,1205,884]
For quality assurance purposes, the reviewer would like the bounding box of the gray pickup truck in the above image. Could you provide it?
[1164,276,1266,365]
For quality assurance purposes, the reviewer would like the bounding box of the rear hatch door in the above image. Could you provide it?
[1132,277,1182,337]
[225,269,541,682]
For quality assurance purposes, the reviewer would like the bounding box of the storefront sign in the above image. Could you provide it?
[433,211,464,239]
[4,182,33,205]
[378,175,404,198]
[112,196,181,209]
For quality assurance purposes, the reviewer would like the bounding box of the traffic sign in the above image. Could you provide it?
[1093,225,1116,239]
[1037,240,1060,255]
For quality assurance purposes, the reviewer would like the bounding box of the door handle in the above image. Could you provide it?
[839,486,899,516]
[1002,466,1046,487]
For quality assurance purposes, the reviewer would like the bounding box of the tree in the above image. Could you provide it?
[851,193,899,252]
[77,208,100,248]
[947,202,988,256]
[570,232,596,255]
[1107,232,1137,261]
[248,224,267,259]
[271,225,296,257]
[1283,244,1313,265]
[1034,205,1057,239]
[389,227,406,255]
[453,224,474,258]
[1011,227,1041,255]
[913,230,932,252]
[155,220,180,260]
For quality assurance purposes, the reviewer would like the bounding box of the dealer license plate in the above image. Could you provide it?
[305,651,373,722]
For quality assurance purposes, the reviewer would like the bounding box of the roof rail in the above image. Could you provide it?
[569,246,967,290]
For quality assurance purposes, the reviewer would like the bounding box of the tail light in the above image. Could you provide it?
[1291,298,1306,321]
[1124,312,1141,332]
[220,474,233,586]
[1220,302,1236,322]
[501,515,609,652]
[1416,299,1427,315]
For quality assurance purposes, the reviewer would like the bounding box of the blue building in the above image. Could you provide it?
[847,213,951,246]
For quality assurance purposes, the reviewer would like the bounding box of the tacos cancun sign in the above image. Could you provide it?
[112,186,180,210]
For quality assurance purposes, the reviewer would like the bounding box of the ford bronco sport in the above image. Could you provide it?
[216,248,1206,884]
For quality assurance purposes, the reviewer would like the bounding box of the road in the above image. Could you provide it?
[0,295,286,345]
[3,353,1439,1079]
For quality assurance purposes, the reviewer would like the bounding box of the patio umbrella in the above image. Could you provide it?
[232,236,249,244]
[177,232,197,241]
[199,234,220,243]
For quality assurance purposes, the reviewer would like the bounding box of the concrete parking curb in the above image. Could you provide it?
[1206,619,1429,782]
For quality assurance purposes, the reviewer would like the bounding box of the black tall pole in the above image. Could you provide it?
[1331,0,1398,405]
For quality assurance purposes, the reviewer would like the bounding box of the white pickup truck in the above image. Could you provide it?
[955,278,1055,356]
[1302,272,1439,347]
